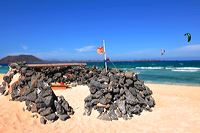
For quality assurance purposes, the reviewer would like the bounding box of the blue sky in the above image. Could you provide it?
[0,0,200,60]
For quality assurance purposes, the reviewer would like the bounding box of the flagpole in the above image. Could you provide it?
[103,40,108,72]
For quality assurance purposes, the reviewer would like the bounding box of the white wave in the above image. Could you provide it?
[135,72,140,74]
[169,67,200,72]
[171,69,199,72]
[119,66,200,72]
[135,67,164,70]
[167,67,200,72]
[165,67,174,69]
[118,68,131,71]
[173,67,200,70]
[118,68,140,74]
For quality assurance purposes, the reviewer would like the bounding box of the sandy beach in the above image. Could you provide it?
[0,74,200,133]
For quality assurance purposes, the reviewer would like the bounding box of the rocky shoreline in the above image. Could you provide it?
[0,62,155,124]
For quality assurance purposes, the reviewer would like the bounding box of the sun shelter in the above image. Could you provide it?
[27,63,87,90]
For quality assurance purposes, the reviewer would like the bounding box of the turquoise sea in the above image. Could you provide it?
[1,61,200,85]
[87,61,200,86]
[0,64,9,73]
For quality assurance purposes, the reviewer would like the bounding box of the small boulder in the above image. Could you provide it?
[40,107,53,116]
[45,113,58,121]
[40,117,47,124]
[58,114,70,121]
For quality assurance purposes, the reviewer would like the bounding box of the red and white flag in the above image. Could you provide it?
[97,47,104,54]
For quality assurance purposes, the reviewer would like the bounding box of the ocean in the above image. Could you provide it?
[1,61,200,85]
[87,61,200,86]
[0,64,9,73]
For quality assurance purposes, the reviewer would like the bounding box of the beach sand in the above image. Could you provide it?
[0,74,200,133]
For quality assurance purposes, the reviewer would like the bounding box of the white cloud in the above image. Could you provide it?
[175,44,200,51]
[166,44,200,58]
[75,45,96,52]
[159,44,200,59]
[21,45,28,51]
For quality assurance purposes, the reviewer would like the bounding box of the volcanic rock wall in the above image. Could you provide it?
[0,62,155,123]
[83,68,155,120]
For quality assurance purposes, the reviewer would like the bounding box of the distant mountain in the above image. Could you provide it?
[0,55,44,64]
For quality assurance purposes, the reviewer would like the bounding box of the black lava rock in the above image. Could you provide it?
[58,114,70,121]
[45,113,58,121]
[83,68,155,121]
[40,117,47,124]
